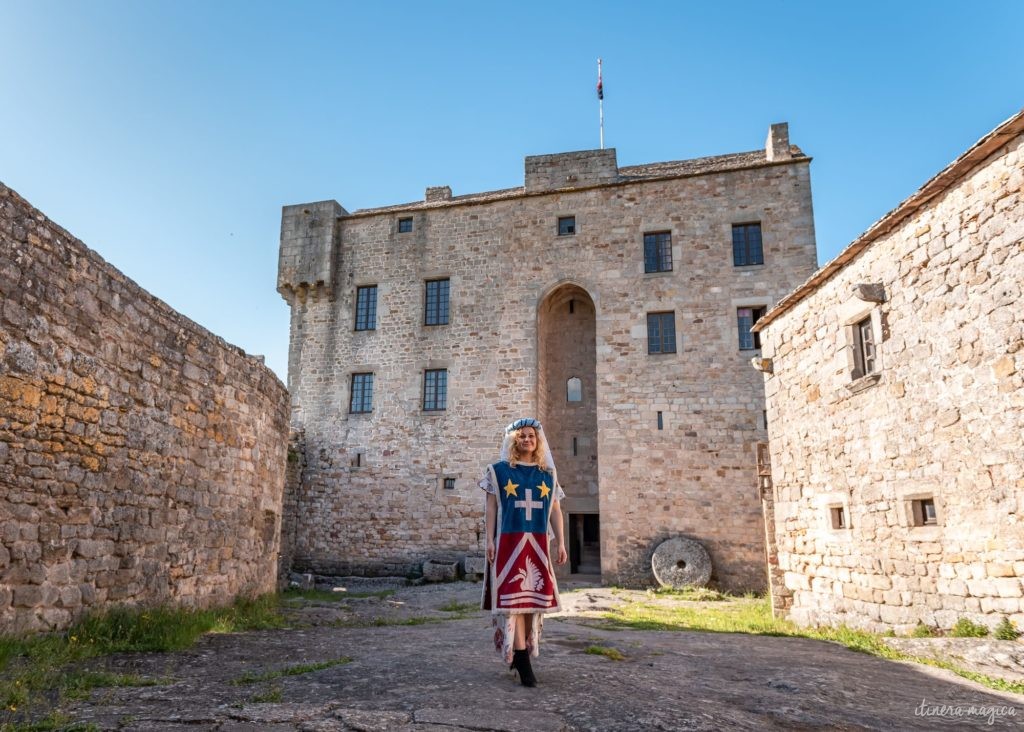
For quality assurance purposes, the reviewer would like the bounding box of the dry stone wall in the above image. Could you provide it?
[758,127,1024,631]
[0,182,289,633]
[281,139,818,590]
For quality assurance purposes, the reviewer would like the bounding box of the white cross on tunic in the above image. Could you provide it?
[514,488,543,521]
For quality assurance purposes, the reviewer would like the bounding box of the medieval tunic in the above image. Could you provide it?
[479,460,563,663]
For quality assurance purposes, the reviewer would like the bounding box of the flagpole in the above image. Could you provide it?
[597,58,604,149]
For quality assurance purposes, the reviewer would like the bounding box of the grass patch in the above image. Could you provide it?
[231,658,351,686]
[950,617,989,638]
[600,594,1024,695]
[282,588,395,603]
[63,671,159,701]
[249,684,283,703]
[584,645,625,661]
[329,615,447,629]
[437,601,477,614]
[0,594,287,722]
[647,586,730,602]
[911,621,936,638]
[995,617,1020,641]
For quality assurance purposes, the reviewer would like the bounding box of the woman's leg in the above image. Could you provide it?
[513,614,527,650]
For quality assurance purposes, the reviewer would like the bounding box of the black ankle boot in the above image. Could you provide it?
[512,649,537,687]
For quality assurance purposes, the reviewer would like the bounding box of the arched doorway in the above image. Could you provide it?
[538,283,600,577]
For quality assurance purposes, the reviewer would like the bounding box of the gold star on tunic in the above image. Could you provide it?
[537,480,551,499]
[503,479,519,497]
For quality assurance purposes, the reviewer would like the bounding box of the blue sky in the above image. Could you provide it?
[2,1,1021,381]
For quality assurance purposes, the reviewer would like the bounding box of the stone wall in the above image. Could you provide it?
[281,136,818,590]
[757,118,1024,631]
[0,182,290,633]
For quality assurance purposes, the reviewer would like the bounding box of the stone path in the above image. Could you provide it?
[33,582,1024,730]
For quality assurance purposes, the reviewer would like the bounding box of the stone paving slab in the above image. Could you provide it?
[13,583,1024,730]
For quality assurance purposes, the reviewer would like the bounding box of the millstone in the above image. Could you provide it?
[651,537,712,588]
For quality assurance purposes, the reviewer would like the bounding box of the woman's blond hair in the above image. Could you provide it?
[508,426,552,473]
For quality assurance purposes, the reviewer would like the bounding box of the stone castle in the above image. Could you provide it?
[5,108,1019,637]
[277,124,818,590]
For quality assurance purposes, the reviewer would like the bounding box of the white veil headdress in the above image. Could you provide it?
[500,417,556,476]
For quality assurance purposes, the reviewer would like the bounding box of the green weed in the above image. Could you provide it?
[584,645,625,661]
[950,617,989,638]
[911,621,936,638]
[231,658,351,685]
[994,617,1020,641]
[248,685,283,703]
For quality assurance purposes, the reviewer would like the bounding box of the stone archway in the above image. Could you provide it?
[537,283,600,576]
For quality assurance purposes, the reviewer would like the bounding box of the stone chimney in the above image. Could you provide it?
[765,123,792,162]
[425,186,452,202]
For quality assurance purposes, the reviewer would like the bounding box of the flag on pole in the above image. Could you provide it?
[597,59,604,100]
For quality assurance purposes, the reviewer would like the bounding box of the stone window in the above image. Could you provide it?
[355,285,377,331]
[566,377,582,402]
[349,373,373,414]
[647,312,677,354]
[572,437,578,456]
[841,293,883,389]
[911,497,938,527]
[732,223,764,266]
[424,279,450,326]
[737,307,766,350]
[657,411,664,430]
[644,231,672,273]
[423,368,448,411]
[398,217,413,233]
[443,477,456,490]
[853,316,877,377]
[557,216,576,236]
[829,505,848,530]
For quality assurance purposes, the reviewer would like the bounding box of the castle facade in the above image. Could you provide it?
[278,125,817,589]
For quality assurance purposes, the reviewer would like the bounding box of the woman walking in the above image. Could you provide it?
[479,417,567,687]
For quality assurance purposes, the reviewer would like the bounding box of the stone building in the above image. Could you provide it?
[278,124,818,590]
[753,110,1024,630]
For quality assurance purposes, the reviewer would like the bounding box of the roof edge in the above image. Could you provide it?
[342,154,812,219]
[754,108,1024,333]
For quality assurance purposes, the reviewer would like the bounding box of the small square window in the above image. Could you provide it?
[423,368,448,411]
[644,231,672,273]
[733,223,764,266]
[737,307,767,350]
[558,216,576,236]
[443,477,456,490]
[911,497,938,526]
[355,285,377,331]
[424,279,450,326]
[351,452,363,468]
[349,373,373,414]
[829,505,848,530]
[853,316,877,377]
[647,312,677,354]
[398,217,413,233]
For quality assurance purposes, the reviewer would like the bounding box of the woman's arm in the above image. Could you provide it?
[549,499,568,565]
[485,492,498,564]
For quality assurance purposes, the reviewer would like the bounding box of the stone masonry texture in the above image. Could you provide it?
[0,182,290,634]
[756,111,1024,632]
[279,129,818,590]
